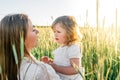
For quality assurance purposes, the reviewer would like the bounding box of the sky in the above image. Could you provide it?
[0,0,120,27]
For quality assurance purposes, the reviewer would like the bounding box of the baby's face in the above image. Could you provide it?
[53,23,67,45]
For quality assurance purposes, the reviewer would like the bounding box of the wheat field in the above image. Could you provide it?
[31,26,120,80]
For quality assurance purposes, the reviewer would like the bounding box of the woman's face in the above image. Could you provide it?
[53,23,67,45]
[25,20,39,51]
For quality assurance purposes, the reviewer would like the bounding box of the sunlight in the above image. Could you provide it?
[69,0,120,27]
[99,0,120,27]
[1,0,119,27]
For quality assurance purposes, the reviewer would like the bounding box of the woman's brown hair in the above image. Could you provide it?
[0,14,29,80]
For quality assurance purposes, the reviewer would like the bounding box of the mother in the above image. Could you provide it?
[0,14,61,80]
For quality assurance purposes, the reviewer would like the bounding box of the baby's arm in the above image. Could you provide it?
[49,58,81,75]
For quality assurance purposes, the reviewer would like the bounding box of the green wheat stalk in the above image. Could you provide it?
[12,44,18,65]
[116,71,120,80]
[0,65,2,74]
[20,33,24,60]
[0,65,3,79]
[72,62,85,80]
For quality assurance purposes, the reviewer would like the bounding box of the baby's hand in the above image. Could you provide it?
[41,56,53,63]
[48,58,53,63]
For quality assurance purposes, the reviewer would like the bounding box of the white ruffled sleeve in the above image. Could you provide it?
[67,45,82,58]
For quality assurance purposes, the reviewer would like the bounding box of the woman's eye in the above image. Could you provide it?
[33,29,36,32]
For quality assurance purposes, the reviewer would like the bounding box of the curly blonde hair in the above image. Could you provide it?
[52,16,82,46]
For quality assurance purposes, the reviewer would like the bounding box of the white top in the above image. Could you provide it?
[52,44,84,80]
[19,57,61,80]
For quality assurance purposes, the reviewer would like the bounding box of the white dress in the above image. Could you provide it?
[19,57,61,80]
[52,44,84,80]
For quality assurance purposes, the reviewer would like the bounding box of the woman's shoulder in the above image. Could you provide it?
[21,57,46,68]
[21,57,44,73]
[21,57,61,80]
[20,57,50,80]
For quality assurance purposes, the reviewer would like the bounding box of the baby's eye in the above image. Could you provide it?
[57,31,61,33]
